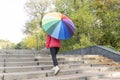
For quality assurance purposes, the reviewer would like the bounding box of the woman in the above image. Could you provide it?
[46,34,61,75]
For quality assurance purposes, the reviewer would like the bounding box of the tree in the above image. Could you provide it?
[0,39,15,49]
[24,19,40,35]
[23,0,52,50]
[55,0,96,51]
[25,0,51,27]
[92,0,120,51]
[23,28,45,50]
[15,41,27,49]
[23,0,120,51]
[55,0,120,52]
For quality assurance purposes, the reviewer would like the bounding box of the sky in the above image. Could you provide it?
[0,0,28,43]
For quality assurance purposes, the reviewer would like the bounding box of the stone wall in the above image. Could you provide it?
[61,45,120,62]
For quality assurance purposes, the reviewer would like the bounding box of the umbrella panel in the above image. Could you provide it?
[63,19,75,35]
[59,23,69,40]
[51,21,72,40]
[43,20,60,32]
[46,21,60,35]
[42,18,60,25]
[50,21,61,39]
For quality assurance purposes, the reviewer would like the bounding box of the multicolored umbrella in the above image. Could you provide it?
[42,12,76,40]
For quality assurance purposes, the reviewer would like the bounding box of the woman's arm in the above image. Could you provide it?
[45,34,51,48]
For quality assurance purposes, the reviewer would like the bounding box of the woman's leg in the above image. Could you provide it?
[50,47,59,66]
[50,47,60,75]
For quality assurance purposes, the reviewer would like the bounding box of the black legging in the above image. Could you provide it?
[50,47,59,66]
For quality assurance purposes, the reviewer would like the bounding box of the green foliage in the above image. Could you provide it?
[73,34,95,49]
[92,0,120,51]
[21,0,120,52]
[22,28,45,50]
[15,41,27,49]
[55,0,120,52]
[23,0,48,50]
[0,39,15,49]
[56,0,96,51]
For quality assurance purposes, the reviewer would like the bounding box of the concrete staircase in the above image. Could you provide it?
[0,50,120,80]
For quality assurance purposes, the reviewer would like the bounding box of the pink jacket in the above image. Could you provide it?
[45,34,61,48]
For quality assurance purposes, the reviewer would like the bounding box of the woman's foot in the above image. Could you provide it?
[51,66,60,75]
[51,66,56,71]
[54,66,60,75]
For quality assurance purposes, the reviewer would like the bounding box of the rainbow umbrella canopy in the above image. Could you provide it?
[42,12,76,40]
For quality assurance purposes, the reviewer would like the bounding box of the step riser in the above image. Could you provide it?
[0,65,111,73]
[0,58,65,62]
[0,54,34,56]
[0,61,83,67]
[0,57,34,58]
[1,73,45,80]
[1,71,120,80]
[0,71,93,80]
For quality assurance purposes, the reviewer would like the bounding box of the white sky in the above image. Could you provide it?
[0,0,28,43]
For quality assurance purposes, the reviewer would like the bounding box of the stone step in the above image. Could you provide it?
[0,69,80,80]
[0,61,83,67]
[0,55,34,58]
[59,54,117,63]
[0,51,119,80]
[0,61,108,67]
[0,57,65,62]
[0,54,116,62]
[95,78,120,80]
[0,50,39,54]
[83,60,116,64]
[58,55,118,65]
[0,52,36,54]
[0,54,34,56]
[0,63,113,73]
[0,58,118,67]
[1,68,120,80]
[24,73,101,80]
[59,55,115,62]
[23,71,120,80]
[0,55,109,62]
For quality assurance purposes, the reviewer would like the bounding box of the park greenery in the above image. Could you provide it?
[0,0,120,52]
[0,40,15,49]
